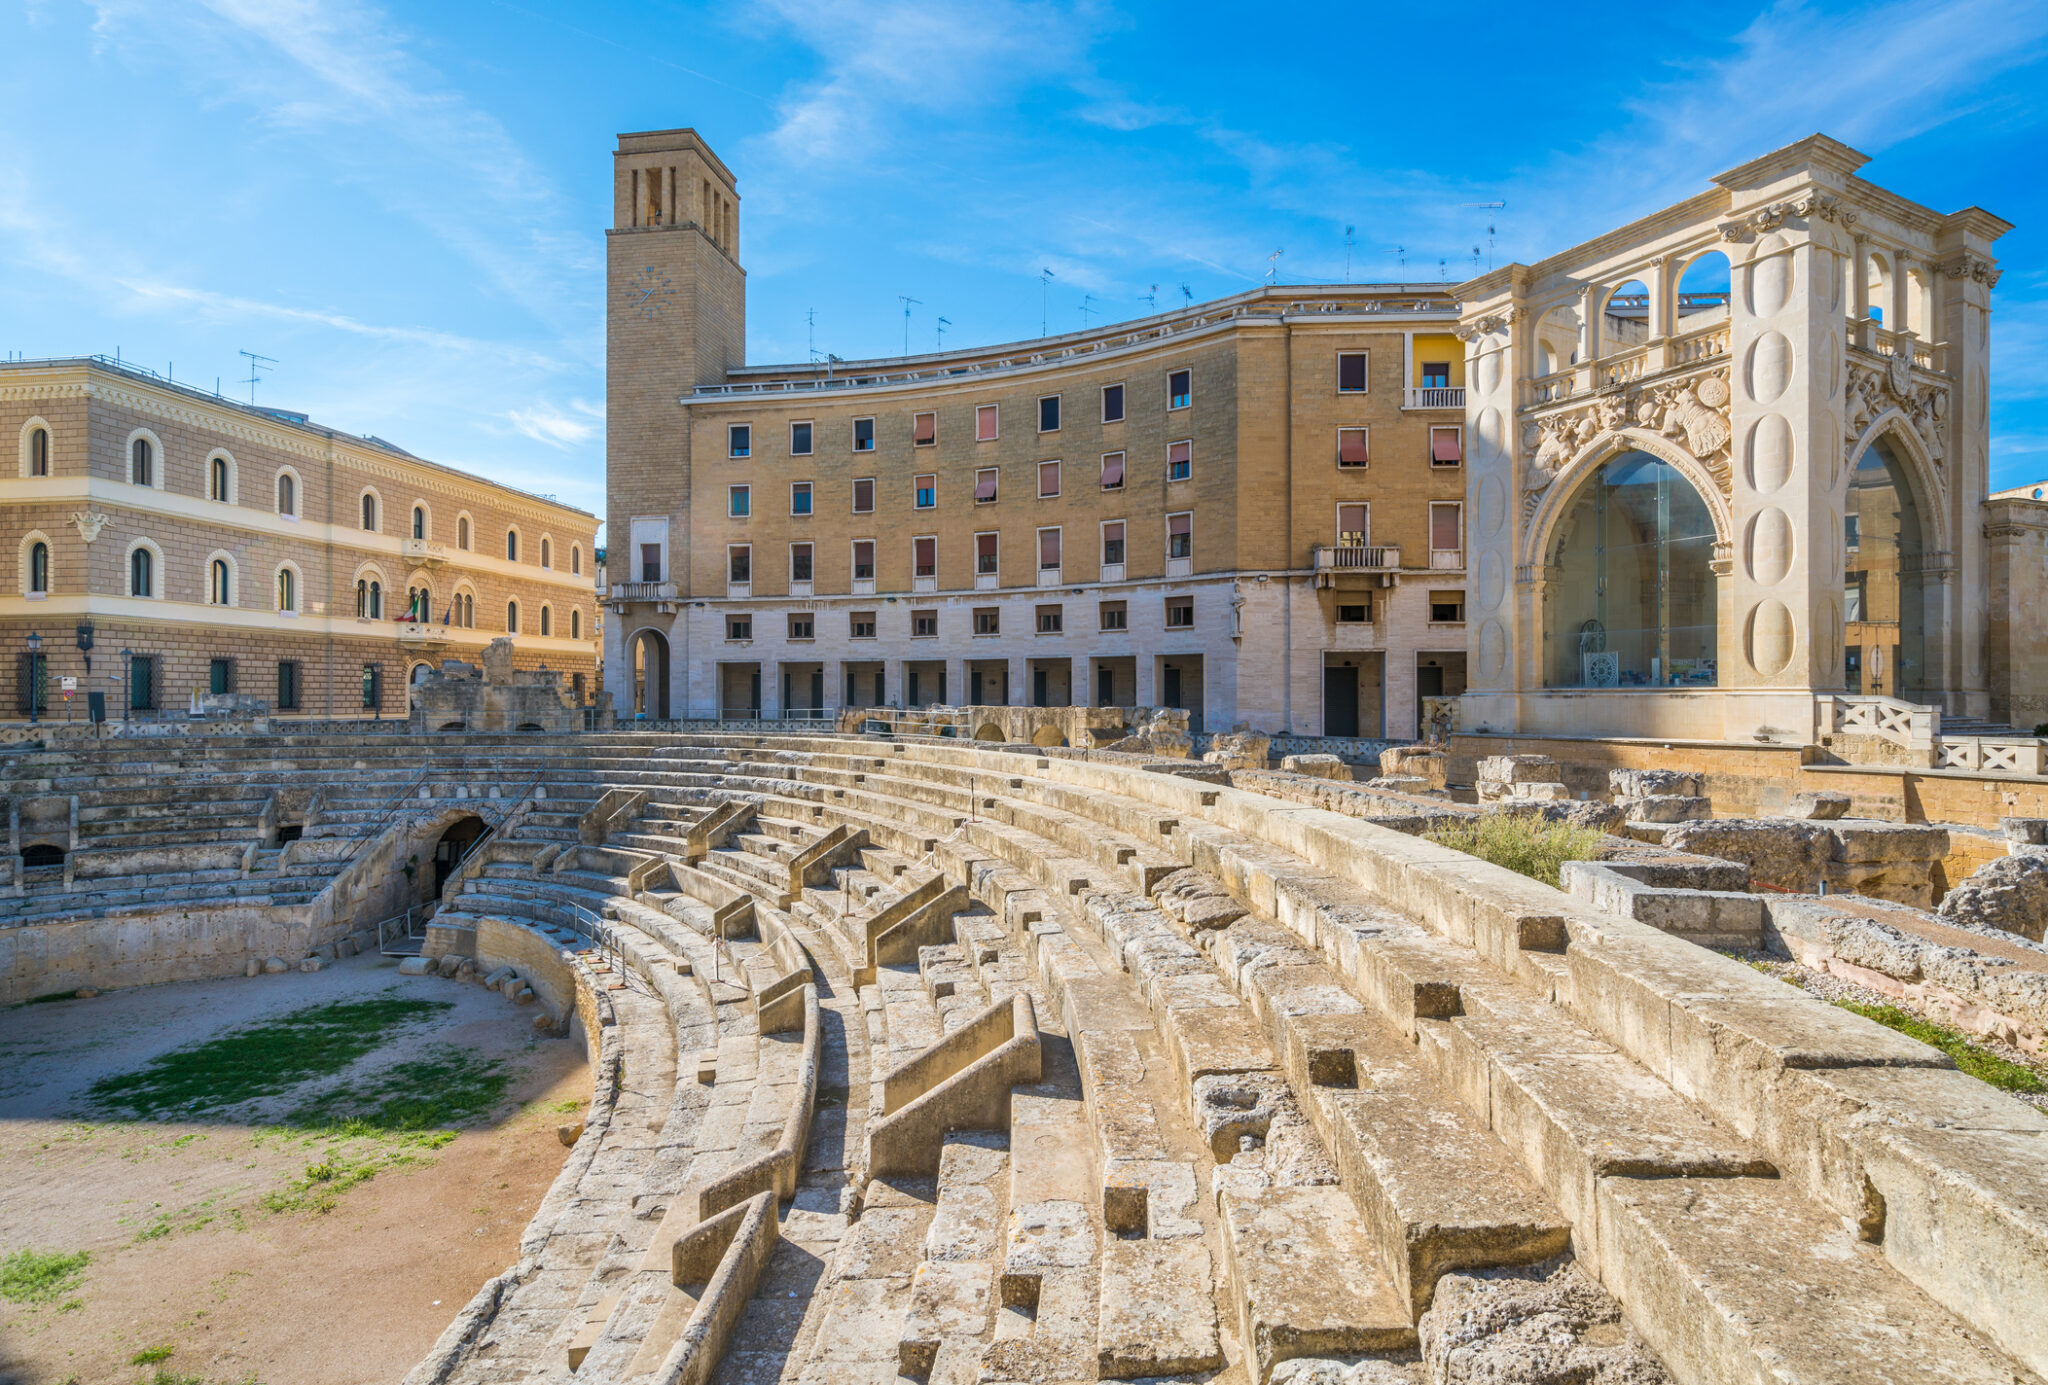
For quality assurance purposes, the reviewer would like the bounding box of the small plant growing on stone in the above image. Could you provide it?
[1423,813,1603,889]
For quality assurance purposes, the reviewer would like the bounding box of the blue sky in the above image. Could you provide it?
[5,0,2047,531]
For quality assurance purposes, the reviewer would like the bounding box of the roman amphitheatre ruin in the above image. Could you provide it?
[6,131,2048,1385]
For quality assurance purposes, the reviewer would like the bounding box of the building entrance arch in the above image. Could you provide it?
[432,814,490,896]
[631,628,671,719]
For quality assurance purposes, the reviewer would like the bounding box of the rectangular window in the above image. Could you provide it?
[1167,440,1192,481]
[209,657,234,696]
[1845,572,1866,622]
[729,484,751,517]
[852,477,875,513]
[790,543,813,582]
[1038,394,1061,432]
[1421,362,1451,389]
[1338,427,1370,468]
[790,420,813,455]
[1338,601,1371,623]
[975,468,999,503]
[912,610,938,637]
[1036,605,1063,634]
[974,607,1000,635]
[1430,501,1463,552]
[1168,368,1191,410]
[640,543,663,582]
[1102,520,1125,566]
[1102,383,1125,423]
[976,403,999,441]
[1338,351,1369,393]
[1039,527,1061,571]
[788,612,814,640]
[790,481,812,516]
[914,536,937,578]
[1430,590,1466,622]
[358,661,379,712]
[853,416,876,451]
[1430,425,1463,465]
[276,659,300,711]
[1338,504,1368,547]
[1845,514,1861,549]
[976,532,999,575]
[727,615,752,640]
[915,474,937,508]
[852,539,876,580]
[914,411,937,446]
[1168,511,1192,560]
[850,611,877,639]
[1100,600,1127,631]
[1100,451,1125,490]
[1165,596,1194,629]
[728,423,751,458]
[1039,460,1061,498]
[728,545,751,583]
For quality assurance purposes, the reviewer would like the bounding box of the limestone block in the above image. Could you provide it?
[1607,768,1702,798]
[1418,1259,1671,1384]
[1476,754,1561,785]
[1663,819,1832,893]
[556,1120,584,1146]
[1829,821,1949,864]
[397,955,432,975]
[1281,754,1348,779]
[244,958,261,977]
[1617,795,1712,824]
[1097,1238,1222,1378]
[299,957,327,973]
[1204,723,1273,771]
[264,956,291,974]
[1505,782,1571,802]
[1363,776,1432,794]
[2004,817,2048,847]
[1379,746,1449,790]
[483,966,515,990]
[1783,790,1851,820]
[435,953,463,978]
[1940,852,2048,941]
[1489,800,1627,834]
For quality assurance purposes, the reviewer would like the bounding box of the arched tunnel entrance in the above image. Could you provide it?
[432,814,489,896]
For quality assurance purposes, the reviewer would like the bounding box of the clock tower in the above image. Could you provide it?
[606,128,744,694]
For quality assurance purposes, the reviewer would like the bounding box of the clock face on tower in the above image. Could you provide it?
[630,265,674,320]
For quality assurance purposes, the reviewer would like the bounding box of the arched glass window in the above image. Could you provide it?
[131,437,153,486]
[369,580,382,619]
[1844,438,1931,698]
[130,546,154,597]
[506,531,519,562]
[29,428,49,477]
[276,567,296,612]
[210,456,229,502]
[277,473,296,515]
[570,608,581,640]
[362,493,377,531]
[210,558,230,605]
[571,546,582,576]
[412,506,426,540]
[463,593,475,627]
[539,606,552,636]
[540,538,551,569]
[1546,452,1717,688]
[507,600,519,633]
[458,516,470,549]
[30,542,49,594]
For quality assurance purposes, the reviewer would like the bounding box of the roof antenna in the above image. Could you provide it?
[1267,249,1283,283]
[1344,225,1355,283]
[1178,282,1193,307]
[1438,257,1447,282]
[1393,245,1406,274]
[1079,293,1097,328]
[936,315,951,350]
[1462,202,1506,271]
[238,350,275,405]
[1039,269,1055,336]
[1144,284,1159,311]
[898,295,921,356]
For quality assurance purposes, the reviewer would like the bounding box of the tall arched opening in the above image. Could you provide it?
[1845,436,1933,700]
[631,629,671,719]
[432,814,490,896]
[1544,450,1719,689]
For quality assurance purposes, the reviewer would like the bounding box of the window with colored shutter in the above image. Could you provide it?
[1100,452,1125,489]
[975,469,998,503]
[914,412,937,445]
[976,404,999,440]
[1168,440,1191,481]
[1431,426,1463,464]
[1338,505,1367,546]
[977,533,998,574]
[914,537,936,577]
[1039,529,1061,570]
[1338,428,1370,467]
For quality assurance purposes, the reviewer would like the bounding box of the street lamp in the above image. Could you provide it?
[26,630,42,725]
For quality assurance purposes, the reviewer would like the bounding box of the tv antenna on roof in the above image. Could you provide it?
[1039,269,1055,336]
[1079,293,1097,328]
[1267,249,1283,283]
[936,315,951,350]
[1144,284,1159,311]
[238,350,275,405]
[1178,282,1193,306]
[1344,225,1355,283]
[898,295,921,356]
[1461,201,1505,270]
[1393,245,1406,273]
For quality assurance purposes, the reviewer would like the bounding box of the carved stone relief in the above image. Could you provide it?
[1846,356,1949,472]
[1518,367,1733,522]
[72,511,109,544]
[1717,192,1858,243]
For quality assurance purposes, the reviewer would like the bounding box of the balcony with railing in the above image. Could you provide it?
[401,538,448,566]
[1312,545,1401,588]
[1403,386,1465,409]
[609,580,677,604]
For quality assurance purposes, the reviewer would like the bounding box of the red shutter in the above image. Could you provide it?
[975,470,998,501]
[914,412,937,444]
[1431,505,1462,550]
[1339,430,1370,465]
[914,537,936,574]
[1432,428,1463,463]
[1040,530,1061,568]
[1101,452,1125,487]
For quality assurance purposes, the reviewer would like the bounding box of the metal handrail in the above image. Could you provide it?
[376,902,432,956]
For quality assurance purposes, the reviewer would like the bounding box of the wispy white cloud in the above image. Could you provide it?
[506,398,604,449]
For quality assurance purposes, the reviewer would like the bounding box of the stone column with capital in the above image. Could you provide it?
[1935,213,2008,718]
[1454,294,1522,733]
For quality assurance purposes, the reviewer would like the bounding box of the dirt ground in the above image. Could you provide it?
[0,954,589,1385]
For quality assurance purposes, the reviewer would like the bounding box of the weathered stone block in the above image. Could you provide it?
[1783,790,1852,820]
[1618,795,1712,824]
[1379,745,1448,790]
[1476,755,1561,785]
[1608,768,1703,798]
[397,955,432,975]
[1281,753,1348,779]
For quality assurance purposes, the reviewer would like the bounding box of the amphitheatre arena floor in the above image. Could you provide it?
[0,954,587,1385]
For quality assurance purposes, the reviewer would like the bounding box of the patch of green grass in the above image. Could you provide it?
[0,1247,91,1304]
[1423,813,1605,889]
[283,1049,511,1135]
[146,1371,202,1385]
[1841,1002,2047,1094]
[86,992,454,1119]
[131,1345,175,1365]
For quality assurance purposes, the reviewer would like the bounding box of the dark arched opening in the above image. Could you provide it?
[21,843,65,869]
[632,629,671,719]
[433,815,489,896]
[1845,436,1933,699]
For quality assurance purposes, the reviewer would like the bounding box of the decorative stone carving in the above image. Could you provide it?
[72,511,109,544]
[1846,356,1950,470]
[1717,192,1857,242]
[1519,367,1732,520]
[1940,253,2003,289]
